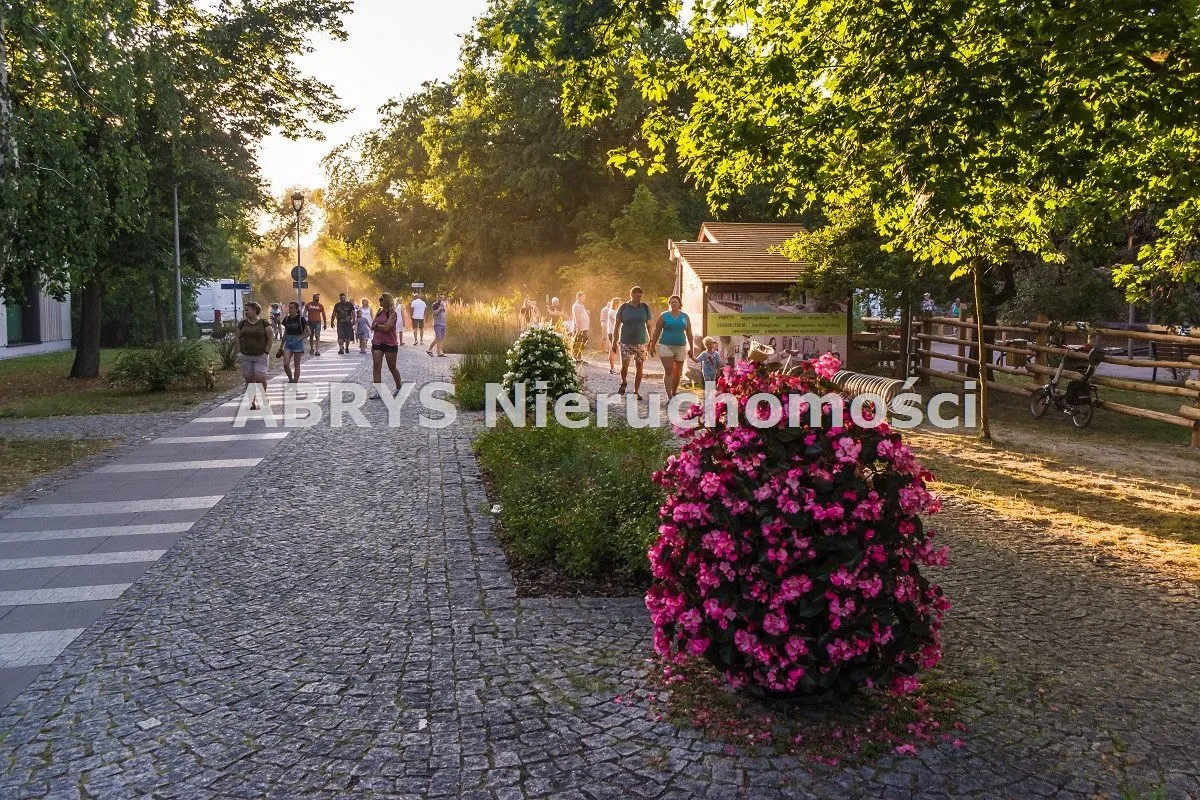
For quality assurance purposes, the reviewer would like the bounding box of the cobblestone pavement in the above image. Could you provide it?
[0,347,1196,798]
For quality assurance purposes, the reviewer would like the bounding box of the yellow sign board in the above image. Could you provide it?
[707,312,845,337]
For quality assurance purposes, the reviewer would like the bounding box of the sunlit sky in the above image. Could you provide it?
[256,0,489,198]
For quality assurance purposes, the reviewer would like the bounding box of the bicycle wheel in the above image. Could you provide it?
[1029,388,1050,418]
[1070,403,1094,429]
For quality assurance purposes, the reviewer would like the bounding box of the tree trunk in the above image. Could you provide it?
[70,279,104,378]
[898,290,911,379]
[971,264,991,440]
[0,9,17,277]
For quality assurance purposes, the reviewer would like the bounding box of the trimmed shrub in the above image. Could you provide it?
[501,324,580,408]
[474,421,671,578]
[108,341,216,393]
[646,355,948,698]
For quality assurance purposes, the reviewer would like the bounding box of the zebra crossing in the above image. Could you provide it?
[0,352,363,708]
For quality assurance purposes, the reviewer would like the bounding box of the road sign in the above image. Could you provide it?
[291,266,308,282]
[293,281,309,289]
[411,282,424,289]
[221,282,251,291]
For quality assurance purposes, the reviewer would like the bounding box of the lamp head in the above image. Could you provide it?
[291,192,304,212]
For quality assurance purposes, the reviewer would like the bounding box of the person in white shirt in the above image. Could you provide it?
[570,291,590,364]
[409,293,427,346]
[599,297,620,373]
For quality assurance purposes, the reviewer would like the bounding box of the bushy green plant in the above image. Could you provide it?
[501,324,580,408]
[452,352,509,411]
[474,421,672,578]
[209,326,238,370]
[108,341,216,393]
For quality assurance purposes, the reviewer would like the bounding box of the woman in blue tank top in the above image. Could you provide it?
[649,295,696,398]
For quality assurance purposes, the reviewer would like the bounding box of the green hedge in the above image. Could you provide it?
[474,421,672,579]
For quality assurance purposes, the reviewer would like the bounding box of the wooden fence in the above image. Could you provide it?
[850,316,1200,447]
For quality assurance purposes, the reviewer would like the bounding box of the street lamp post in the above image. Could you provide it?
[292,191,305,305]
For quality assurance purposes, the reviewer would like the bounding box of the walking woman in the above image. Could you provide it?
[356,297,372,354]
[275,301,307,383]
[427,294,448,357]
[235,302,273,409]
[649,295,696,399]
[368,292,404,399]
[599,297,620,373]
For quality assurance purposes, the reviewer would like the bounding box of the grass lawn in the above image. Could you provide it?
[904,379,1200,576]
[0,438,118,497]
[0,348,244,418]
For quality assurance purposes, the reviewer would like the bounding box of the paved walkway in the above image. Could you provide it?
[0,352,361,708]
[0,347,1196,799]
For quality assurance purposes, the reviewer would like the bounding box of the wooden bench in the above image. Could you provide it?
[1150,339,1200,382]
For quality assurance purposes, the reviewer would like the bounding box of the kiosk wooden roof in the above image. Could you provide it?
[670,222,810,284]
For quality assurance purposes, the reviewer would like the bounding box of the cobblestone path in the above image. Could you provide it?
[0,347,1196,799]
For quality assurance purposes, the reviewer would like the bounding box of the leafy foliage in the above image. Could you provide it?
[474,421,672,578]
[1,0,349,374]
[208,324,238,370]
[107,340,215,393]
[497,0,1200,321]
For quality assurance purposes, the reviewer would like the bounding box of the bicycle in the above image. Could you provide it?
[1029,345,1104,429]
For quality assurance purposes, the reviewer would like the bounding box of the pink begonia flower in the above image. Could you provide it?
[890,675,920,695]
[701,530,737,561]
[814,352,842,379]
[829,568,857,589]
[833,436,861,464]
[686,636,711,655]
[678,608,702,634]
[858,574,884,598]
[699,472,725,498]
[734,629,758,655]
[762,612,789,636]
[894,744,918,756]
[785,636,809,661]
[778,574,812,602]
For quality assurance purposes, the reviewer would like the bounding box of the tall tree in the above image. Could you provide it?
[499,0,1200,435]
[1,0,349,375]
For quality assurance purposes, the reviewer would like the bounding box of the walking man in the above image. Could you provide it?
[410,292,427,346]
[610,286,653,397]
[570,291,590,364]
[305,293,327,355]
[332,292,356,355]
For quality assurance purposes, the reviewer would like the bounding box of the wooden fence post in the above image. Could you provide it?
[957,308,967,375]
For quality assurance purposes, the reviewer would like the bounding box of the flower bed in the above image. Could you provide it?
[646,355,949,698]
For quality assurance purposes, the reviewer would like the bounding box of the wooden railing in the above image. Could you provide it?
[851,315,1200,447]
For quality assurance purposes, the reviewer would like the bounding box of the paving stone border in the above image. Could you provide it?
[0,348,1194,798]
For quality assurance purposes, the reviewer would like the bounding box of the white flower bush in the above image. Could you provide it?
[501,324,581,408]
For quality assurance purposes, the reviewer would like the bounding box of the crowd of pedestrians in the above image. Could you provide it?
[235,289,450,407]
[240,283,737,408]
[522,285,723,401]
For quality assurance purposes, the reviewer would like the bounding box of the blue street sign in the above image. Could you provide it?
[221,282,251,291]
[293,280,309,289]
[291,266,308,282]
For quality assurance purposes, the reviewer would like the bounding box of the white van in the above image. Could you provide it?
[195,279,247,329]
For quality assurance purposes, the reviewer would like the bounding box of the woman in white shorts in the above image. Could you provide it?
[235,302,273,410]
[649,295,696,399]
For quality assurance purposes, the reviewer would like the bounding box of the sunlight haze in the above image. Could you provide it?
[256,0,489,198]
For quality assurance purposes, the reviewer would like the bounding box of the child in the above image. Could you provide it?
[697,336,723,384]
